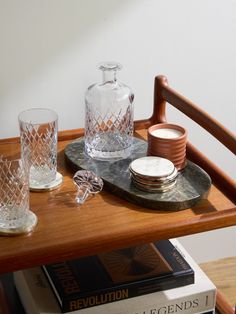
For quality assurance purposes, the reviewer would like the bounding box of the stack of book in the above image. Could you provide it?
[14,239,217,314]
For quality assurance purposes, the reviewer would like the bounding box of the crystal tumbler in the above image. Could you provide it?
[84,62,134,160]
[18,108,59,189]
[0,156,37,235]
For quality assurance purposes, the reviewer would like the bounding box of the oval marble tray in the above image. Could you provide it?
[64,137,211,211]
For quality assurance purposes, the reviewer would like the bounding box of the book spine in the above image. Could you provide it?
[65,289,215,314]
[42,268,194,312]
[14,267,215,314]
[130,291,216,314]
[42,239,194,312]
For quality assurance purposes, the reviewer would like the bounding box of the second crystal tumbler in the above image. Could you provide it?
[84,62,134,160]
[18,108,60,190]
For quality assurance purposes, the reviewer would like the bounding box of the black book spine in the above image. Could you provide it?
[59,273,194,312]
[43,240,194,312]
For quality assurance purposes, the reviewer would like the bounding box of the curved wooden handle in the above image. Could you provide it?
[135,75,236,203]
[157,76,236,155]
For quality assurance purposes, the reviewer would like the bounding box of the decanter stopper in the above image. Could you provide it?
[73,170,103,204]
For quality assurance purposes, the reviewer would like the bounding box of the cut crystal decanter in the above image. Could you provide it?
[84,62,134,160]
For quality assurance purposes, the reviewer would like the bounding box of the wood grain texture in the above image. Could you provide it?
[0,76,235,314]
[216,290,235,314]
[0,132,235,274]
[201,257,236,311]
[135,75,236,204]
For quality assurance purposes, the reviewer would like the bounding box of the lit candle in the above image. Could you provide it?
[151,128,183,139]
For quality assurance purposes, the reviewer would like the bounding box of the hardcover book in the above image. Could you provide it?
[13,239,216,314]
[42,240,194,312]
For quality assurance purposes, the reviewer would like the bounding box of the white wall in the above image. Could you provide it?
[0,0,235,262]
[178,226,236,264]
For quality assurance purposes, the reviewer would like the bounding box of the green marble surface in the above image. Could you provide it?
[64,137,211,211]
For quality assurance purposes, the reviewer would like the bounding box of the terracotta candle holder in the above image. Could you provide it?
[147,123,187,170]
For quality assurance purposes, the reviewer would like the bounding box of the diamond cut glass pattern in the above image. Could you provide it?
[0,158,29,228]
[19,109,58,187]
[85,62,134,160]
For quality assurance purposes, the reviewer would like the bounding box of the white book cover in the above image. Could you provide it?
[14,239,216,314]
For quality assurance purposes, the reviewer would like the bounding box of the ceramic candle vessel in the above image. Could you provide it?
[147,123,187,170]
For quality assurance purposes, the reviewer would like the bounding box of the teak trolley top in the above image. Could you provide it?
[0,75,235,277]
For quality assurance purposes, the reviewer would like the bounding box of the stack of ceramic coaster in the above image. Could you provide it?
[129,156,178,193]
